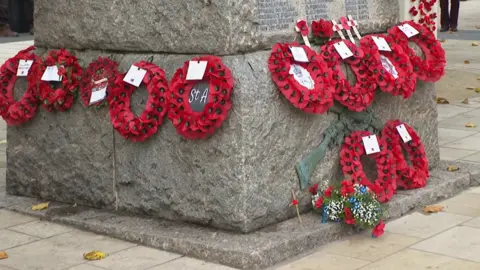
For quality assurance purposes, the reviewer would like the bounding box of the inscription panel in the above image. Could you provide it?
[306,0,333,22]
[345,0,369,20]
[257,0,298,32]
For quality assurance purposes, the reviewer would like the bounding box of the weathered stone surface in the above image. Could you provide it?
[34,0,399,55]
[4,160,479,270]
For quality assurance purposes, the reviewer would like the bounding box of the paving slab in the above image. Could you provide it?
[461,152,480,163]
[0,229,39,250]
[8,220,74,238]
[443,133,480,151]
[66,265,107,270]
[440,147,477,160]
[438,192,480,217]
[273,252,370,270]
[436,104,473,121]
[0,209,36,229]
[438,128,478,146]
[150,257,237,270]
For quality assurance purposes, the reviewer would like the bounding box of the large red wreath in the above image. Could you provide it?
[381,120,429,189]
[0,46,40,125]
[340,131,397,202]
[360,34,417,98]
[168,56,234,139]
[37,49,83,112]
[320,40,377,112]
[388,21,445,82]
[268,42,334,114]
[80,57,119,108]
[108,61,169,142]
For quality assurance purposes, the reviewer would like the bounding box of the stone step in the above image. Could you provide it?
[1,160,479,270]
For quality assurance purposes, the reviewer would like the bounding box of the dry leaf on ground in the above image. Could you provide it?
[439,39,446,43]
[465,122,477,128]
[465,60,471,64]
[462,98,469,104]
[31,202,49,211]
[447,165,460,172]
[83,251,107,261]
[467,87,476,90]
[0,251,8,260]
[424,205,444,213]
[477,26,480,29]
[476,88,480,93]
[473,42,479,47]
[436,97,450,104]
[477,76,480,80]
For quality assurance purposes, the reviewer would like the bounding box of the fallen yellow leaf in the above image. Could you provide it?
[467,87,476,90]
[465,122,477,128]
[83,251,107,261]
[477,76,480,80]
[473,42,479,47]
[476,88,480,93]
[31,202,49,211]
[447,165,460,172]
[436,97,450,104]
[0,251,7,260]
[462,98,469,104]
[439,39,446,43]
[465,60,471,64]
[424,205,444,213]
[0,139,6,144]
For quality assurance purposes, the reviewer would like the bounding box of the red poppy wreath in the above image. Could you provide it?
[381,120,429,189]
[340,131,397,202]
[320,40,377,112]
[108,61,169,142]
[268,42,334,114]
[388,21,445,82]
[37,49,83,112]
[80,57,119,108]
[360,34,417,98]
[0,46,40,125]
[168,56,234,140]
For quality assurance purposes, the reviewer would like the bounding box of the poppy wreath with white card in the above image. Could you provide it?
[320,40,376,112]
[340,130,397,202]
[268,42,334,114]
[388,21,445,82]
[0,46,40,125]
[80,57,119,108]
[37,49,83,112]
[107,61,169,142]
[381,120,429,190]
[360,34,417,98]
[168,56,234,140]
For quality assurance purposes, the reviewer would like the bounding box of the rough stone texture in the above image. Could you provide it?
[6,48,441,233]
[34,0,399,55]
[3,160,479,270]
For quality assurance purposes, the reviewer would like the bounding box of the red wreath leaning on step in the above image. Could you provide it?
[388,21,445,82]
[340,130,397,202]
[381,120,429,189]
[0,46,40,125]
[108,61,169,142]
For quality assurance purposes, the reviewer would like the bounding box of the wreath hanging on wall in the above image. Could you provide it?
[168,55,234,140]
[340,130,397,202]
[320,40,377,112]
[36,49,83,112]
[388,21,445,82]
[0,46,40,125]
[108,61,169,142]
[80,57,119,108]
[360,34,417,98]
[381,120,429,189]
[268,42,334,114]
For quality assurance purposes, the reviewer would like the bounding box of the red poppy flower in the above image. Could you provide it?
[291,199,299,206]
[311,19,334,38]
[309,183,319,194]
[344,207,355,225]
[340,180,355,196]
[324,186,333,197]
[315,197,323,209]
[372,220,385,237]
[296,20,309,36]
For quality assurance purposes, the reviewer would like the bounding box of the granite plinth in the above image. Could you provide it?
[34,0,398,55]
[3,161,478,270]
[7,49,439,233]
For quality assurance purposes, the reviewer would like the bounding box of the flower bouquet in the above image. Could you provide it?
[310,180,386,237]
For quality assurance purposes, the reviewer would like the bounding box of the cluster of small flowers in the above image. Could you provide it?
[351,199,379,227]
[323,198,345,222]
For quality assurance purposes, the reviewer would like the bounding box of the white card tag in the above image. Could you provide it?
[186,61,208,80]
[362,135,381,155]
[333,41,354,59]
[372,36,391,52]
[398,24,419,38]
[380,55,399,79]
[17,60,33,76]
[396,124,412,143]
[290,47,309,63]
[123,65,147,87]
[289,64,315,90]
[41,65,62,82]
[89,85,107,105]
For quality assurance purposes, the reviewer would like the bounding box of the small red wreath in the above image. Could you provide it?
[360,34,417,98]
[108,61,169,142]
[37,49,83,112]
[268,43,334,114]
[80,57,119,108]
[340,131,397,202]
[320,40,377,112]
[0,46,40,125]
[381,120,429,189]
[168,56,234,139]
[388,21,445,82]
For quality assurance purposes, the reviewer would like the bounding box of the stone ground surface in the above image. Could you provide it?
[1,4,480,267]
